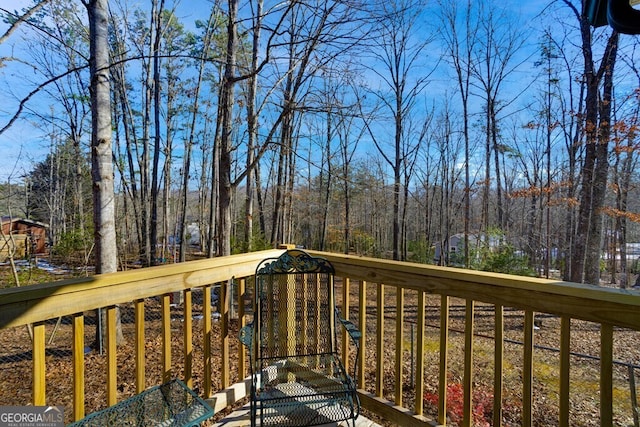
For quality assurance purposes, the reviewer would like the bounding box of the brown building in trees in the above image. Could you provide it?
[1,217,48,261]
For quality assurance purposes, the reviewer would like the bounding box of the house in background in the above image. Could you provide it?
[433,232,503,266]
[1,217,48,262]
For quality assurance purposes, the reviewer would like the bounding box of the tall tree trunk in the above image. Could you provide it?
[482,104,491,232]
[244,0,263,252]
[85,0,123,345]
[561,69,584,281]
[615,128,635,288]
[111,34,143,254]
[319,110,332,251]
[217,0,238,257]
[491,100,504,229]
[568,1,618,283]
[583,31,618,284]
[179,30,210,260]
[86,0,116,274]
[150,0,165,265]
[392,92,402,261]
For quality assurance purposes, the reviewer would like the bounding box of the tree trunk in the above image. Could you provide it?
[244,0,263,253]
[583,31,618,284]
[85,0,123,345]
[568,3,618,283]
[217,0,238,257]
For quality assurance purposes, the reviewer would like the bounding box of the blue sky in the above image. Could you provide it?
[0,0,608,184]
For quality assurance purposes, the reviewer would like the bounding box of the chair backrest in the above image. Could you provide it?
[254,249,336,362]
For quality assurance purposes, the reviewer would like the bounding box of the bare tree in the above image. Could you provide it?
[563,0,620,284]
[363,0,433,260]
[471,3,526,233]
[438,0,478,267]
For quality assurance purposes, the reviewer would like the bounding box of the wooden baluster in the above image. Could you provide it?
[342,277,350,372]
[462,299,475,427]
[559,317,571,427]
[523,310,534,427]
[33,322,46,406]
[203,285,212,398]
[107,306,117,406]
[376,283,385,398]
[221,281,229,389]
[494,305,504,427]
[395,287,404,406]
[161,295,171,384]
[135,299,145,394]
[358,280,367,389]
[415,291,425,416]
[438,295,449,425]
[238,278,246,379]
[184,288,193,388]
[72,313,85,420]
[601,324,614,426]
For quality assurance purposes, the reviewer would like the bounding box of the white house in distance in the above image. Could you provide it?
[433,232,502,266]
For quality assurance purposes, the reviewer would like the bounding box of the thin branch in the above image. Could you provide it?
[0,2,52,44]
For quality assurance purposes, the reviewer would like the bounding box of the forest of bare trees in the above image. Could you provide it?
[1,0,639,286]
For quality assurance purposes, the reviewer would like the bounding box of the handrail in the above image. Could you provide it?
[0,250,282,329]
[315,251,640,329]
[1,248,639,426]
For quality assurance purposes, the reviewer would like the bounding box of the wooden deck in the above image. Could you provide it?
[207,379,381,427]
[212,403,381,427]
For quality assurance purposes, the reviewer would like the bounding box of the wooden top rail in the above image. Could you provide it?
[0,249,284,329]
[3,248,638,330]
[312,251,640,331]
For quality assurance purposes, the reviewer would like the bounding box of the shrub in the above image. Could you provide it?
[51,229,92,261]
[424,382,493,426]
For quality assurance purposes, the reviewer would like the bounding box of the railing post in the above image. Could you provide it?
[395,287,404,406]
[221,280,230,389]
[32,322,46,406]
[462,299,475,427]
[238,278,246,379]
[184,288,193,388]
[494,305,504,427]
[342,277,350,372]
[358,280,367,389]
[72,313,85,421]
[376,283,385,397]
[203,285,212,398]
[135,299,145,393]
[559,316,571,427]
[415,291,425,416]
[629,365,639,427]
[523,310,534,427]
[106,306,117,406]
[439,295,449,425]
[161,294,172,384]
[601,324,614,426]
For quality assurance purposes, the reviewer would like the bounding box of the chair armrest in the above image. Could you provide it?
[338,317,361,344]
[238,323,254,349]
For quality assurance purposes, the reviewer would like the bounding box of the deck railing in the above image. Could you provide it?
[1,249,640,426]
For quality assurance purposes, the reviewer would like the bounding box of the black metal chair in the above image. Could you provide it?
[239,249,361,427]
[67,379,213,426]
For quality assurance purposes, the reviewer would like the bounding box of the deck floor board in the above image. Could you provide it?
[212,402,381,427]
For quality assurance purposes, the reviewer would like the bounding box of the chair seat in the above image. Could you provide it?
[254,356,356,427]
[257,355,353,397]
